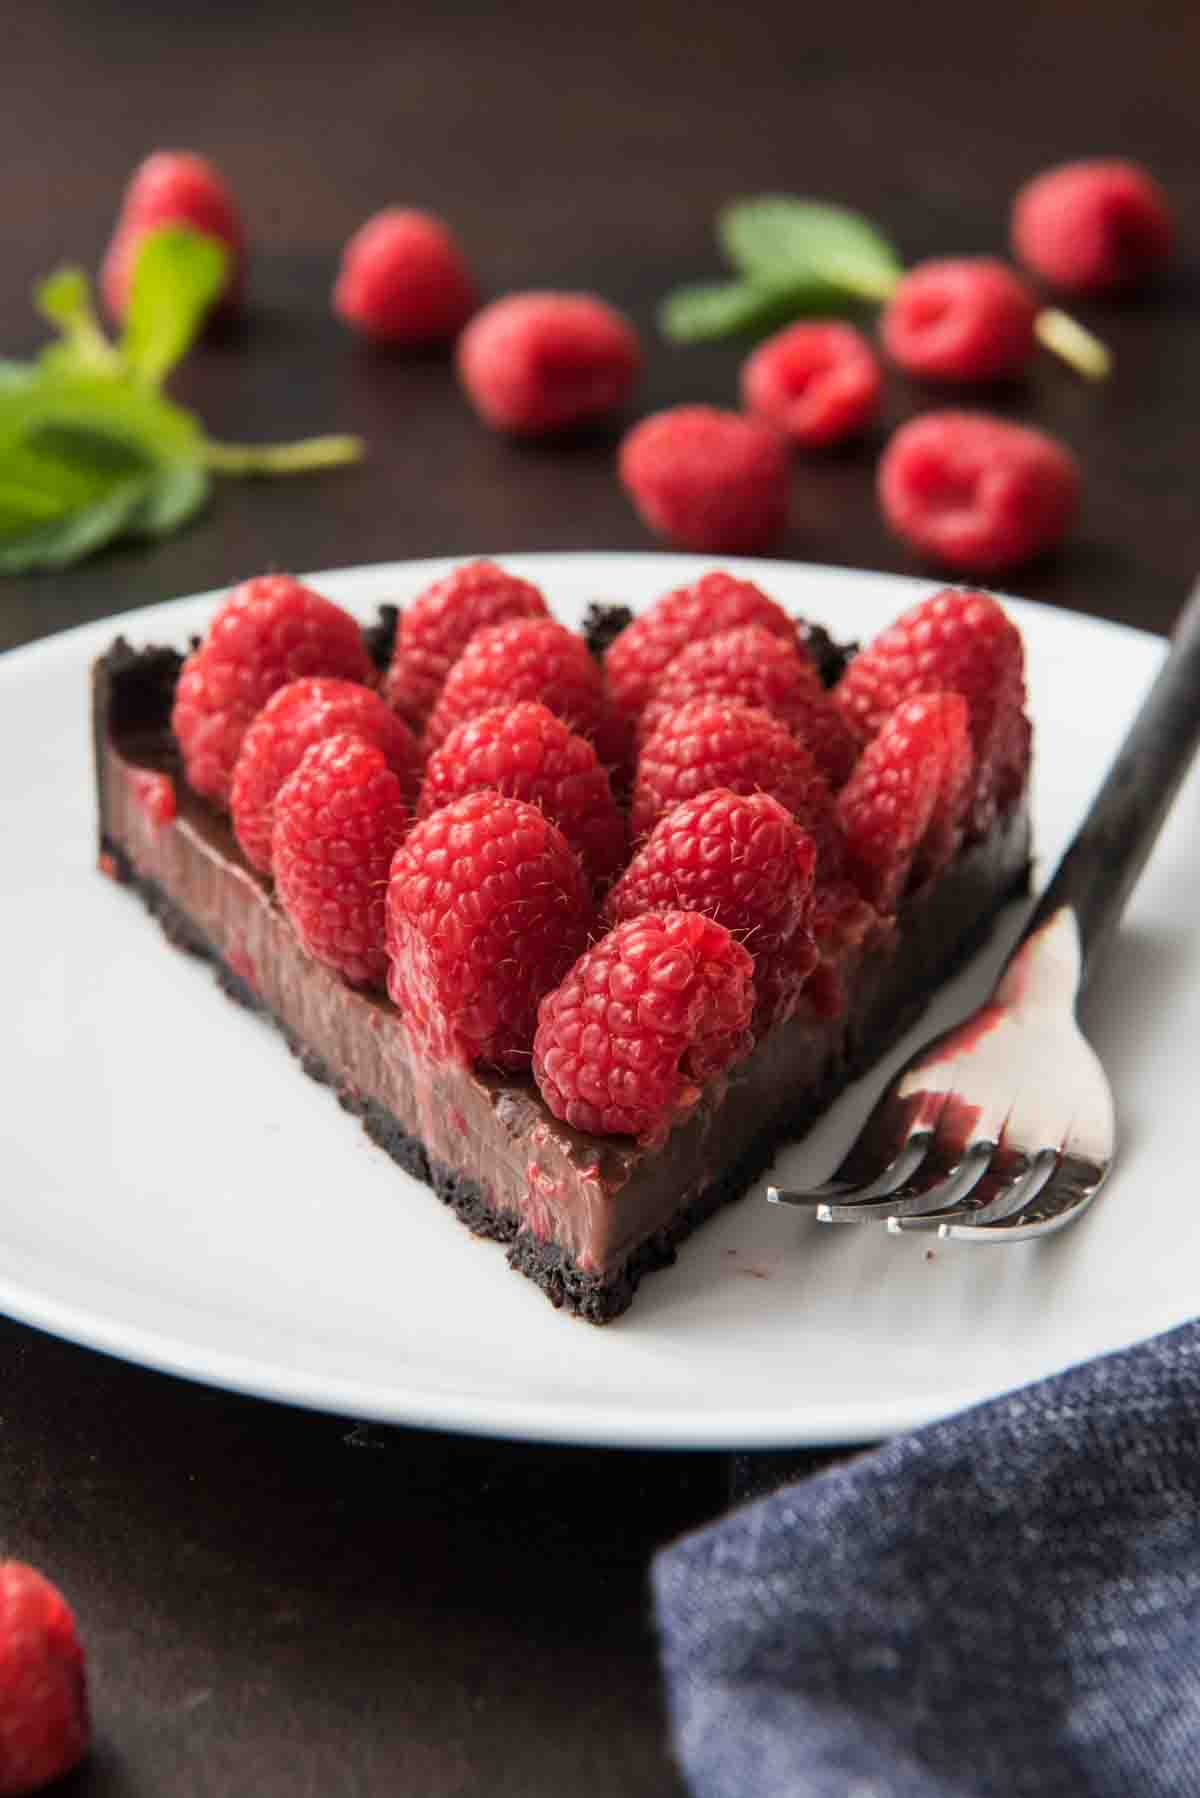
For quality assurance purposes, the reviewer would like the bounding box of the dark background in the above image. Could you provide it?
[2,2,1197,1791]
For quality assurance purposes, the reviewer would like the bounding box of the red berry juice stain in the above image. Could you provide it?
[127,766,177,826]
[226,940,257,993]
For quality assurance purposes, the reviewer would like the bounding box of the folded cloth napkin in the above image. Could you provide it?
[654,1321,1200,1798]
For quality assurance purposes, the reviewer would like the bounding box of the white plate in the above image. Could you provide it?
[2,553,1194,1449]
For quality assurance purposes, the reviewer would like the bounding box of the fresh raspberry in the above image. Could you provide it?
[272,734,411,988]
[604,570,794,726]
[456,291,641,435]
[835,585,1029,833]
[637,626,859,788]
[101,150,244,321]
[881,258,1038,384]
[0,1561,89,1797]
[741,321,882,447]
[334,208,476,346]
[837,693,973,911]
[605,788,818,1031]
[619,406,790,554]
[418,703,626,890]
[533,911,754,1142]
[631,700,844,873]
[383,560,548,729]
[878,410,1079,576]
[386,792,593,1071]
[171,574,372,806]
[231,677,422,873]
[424,617,619,762]
[1011,159,1174,295]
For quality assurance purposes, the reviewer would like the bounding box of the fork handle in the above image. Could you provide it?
[1024,578,1200,987]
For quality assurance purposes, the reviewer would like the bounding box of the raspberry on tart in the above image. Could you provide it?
[383,560,548,730]
[838,693,974,911]
[532,910,755,1144]
[418,702,627,890]
[273,733,413,989]
[386,790,594,1071]
[605,788,818,1032]
[171,574,373,806]
[232,677,422,873]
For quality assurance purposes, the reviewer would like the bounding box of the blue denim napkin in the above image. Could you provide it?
[654,1321,1200,1797]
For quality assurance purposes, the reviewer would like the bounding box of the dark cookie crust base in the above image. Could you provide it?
[100,833,1028,1324]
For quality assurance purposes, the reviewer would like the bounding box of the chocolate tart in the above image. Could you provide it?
[92,630,1031,1324]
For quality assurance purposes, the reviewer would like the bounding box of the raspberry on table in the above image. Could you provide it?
[532,910,755,1143]
[1011,158,1174,295]
[880,258,1038,385]
[383,560,549,729]
[334,207,477,345]
[838,692,974,911]
[418,702,627,890]
[835,584,1029,837]
[101,149,244,321]
[423,616,622,764]
[456,291,641,435]
[631,700,845,875]
[0,1561,88,1797]
[604,569,794,726]
[619,406,791,554]
[171,574,373,805]
[231,677,422,873]
[605,788,818,1032]
[637,625,859,788]
[272,733,412,989]
[877,409,1079,576]
[741,321,882,447]
[387,791,593,1071]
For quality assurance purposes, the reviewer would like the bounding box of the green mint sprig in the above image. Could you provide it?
[0,227,362,574]
[660,193,1110,379]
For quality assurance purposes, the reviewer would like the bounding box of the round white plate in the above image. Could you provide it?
[2,553,1193,1448]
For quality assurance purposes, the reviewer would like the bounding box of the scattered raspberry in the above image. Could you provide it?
[127,767,177,827]
[333,207,477,345]
[878,410,1079,575]
[619,406,790,553]
[631,700,845,873]
[881,258,1038,384]
[804,880,894,1018]
[835,585,1029,833]
[837,693,973,911]
[604,570,794,726]
[1011,158,1174,295]
[272,734,412,988]
[386,791,593,1070]
[0,1561,89,1796]
[424,617,620,762]
[605,788,817,1031]
[231,677,422,872]
[637,625,859,788]
[532,911,754,1142]
[101,150,244,321]
[171,575,372,805]
[383,560,548,729]
[456,291,641,435]
[741,321,882,447]
[418,703,626,890]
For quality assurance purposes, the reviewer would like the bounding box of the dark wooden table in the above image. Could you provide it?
[3,2,1196,1791]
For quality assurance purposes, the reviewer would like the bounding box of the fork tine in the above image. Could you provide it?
[823,1138,997,1223]
[887,1144,1056,1234]
[767,1128,936,1211]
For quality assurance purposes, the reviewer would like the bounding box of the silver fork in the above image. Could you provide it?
[768,579,1200,1242]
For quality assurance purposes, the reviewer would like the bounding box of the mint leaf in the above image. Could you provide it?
[35,268,121,376]
[718,197,902,303]
[121,227,229,386]
[0,478,153,573]
[659,279,834,343]
[125,462,210,536]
